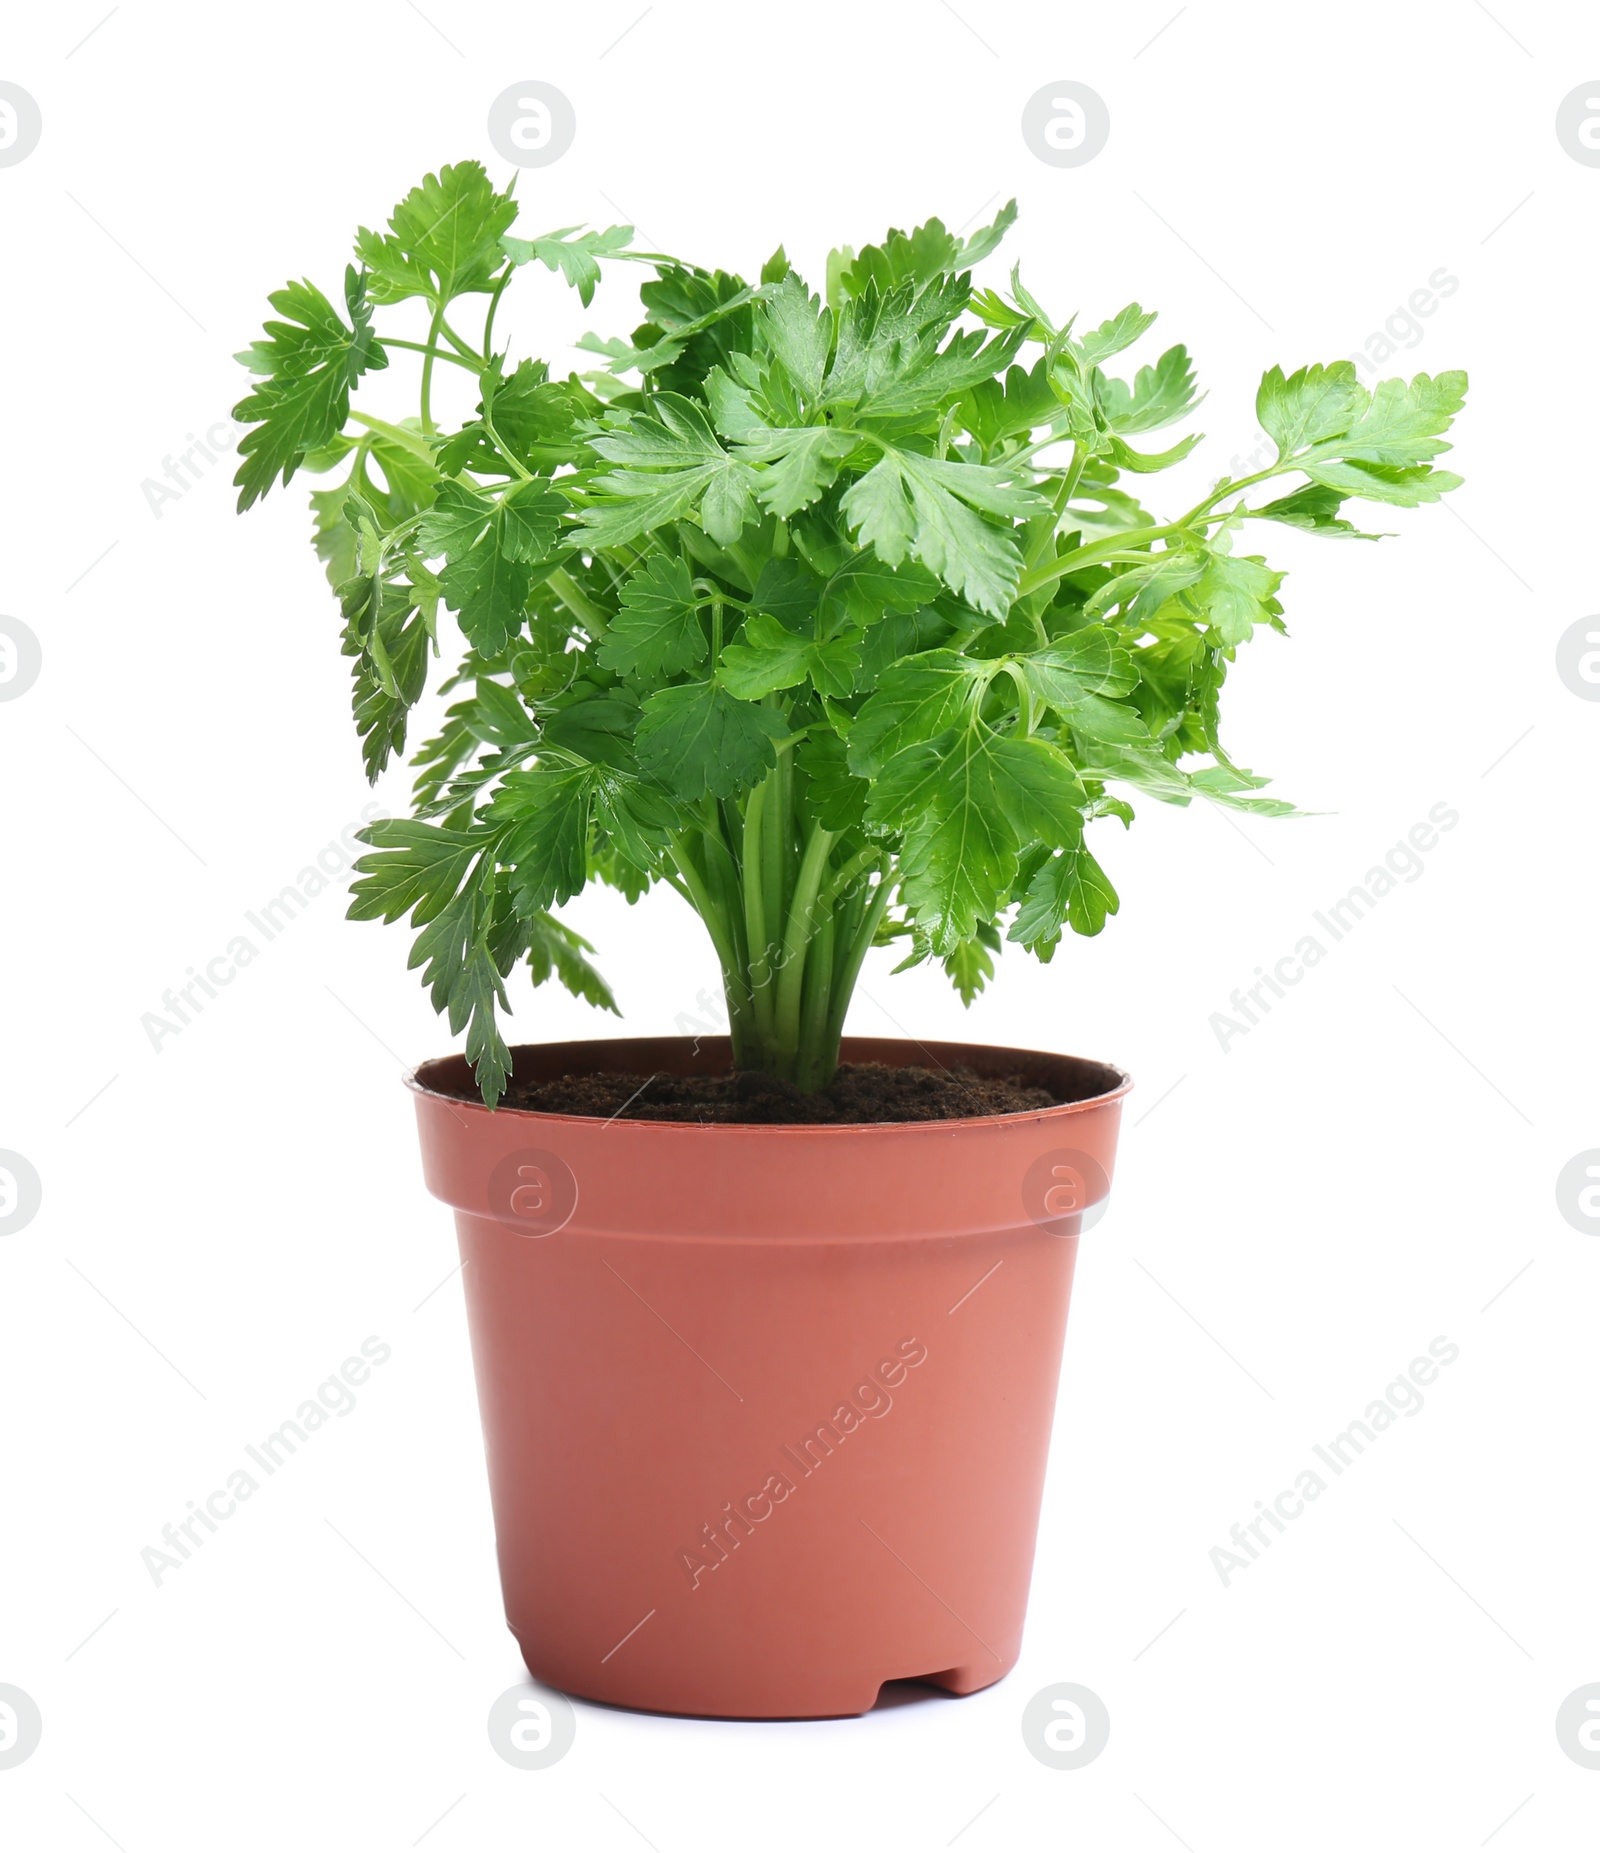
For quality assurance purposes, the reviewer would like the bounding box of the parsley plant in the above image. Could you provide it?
[235,162,1468,1104]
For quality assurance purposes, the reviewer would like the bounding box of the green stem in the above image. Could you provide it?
[1024,438,1088,571]
[481,415,533,480]
[1014,461,1301,602]
[698,808,751,980]
[1178,462,1287,527]
[348,412,438,462]
[656,866,694,907]
[761,740,789,974]
[816,845,880,913]
[773,824,837,1061]
[545,567,609,636]
[741,771,776,1040]
[669,830,752,1061]
[378,337,485,374]
[420,303,448,435]
[482,266,513,356]
[1002,661,1036,737]
[824,866,895,1057]
[437,315,482,361]
[796,911,835,1091]
[773,739,794,944]
[1015,523,1177,599]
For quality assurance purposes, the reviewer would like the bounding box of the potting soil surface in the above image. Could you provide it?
[451,1062,1061,1124]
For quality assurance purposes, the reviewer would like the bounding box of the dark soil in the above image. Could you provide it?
[470,1062,1062,1124]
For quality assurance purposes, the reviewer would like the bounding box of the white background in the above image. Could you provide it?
[2,1,1596,1846]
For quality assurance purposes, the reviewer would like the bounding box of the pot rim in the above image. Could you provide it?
[406,1033,1133,1135]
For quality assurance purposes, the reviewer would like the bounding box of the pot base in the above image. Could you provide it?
[515,1636,1017,1721]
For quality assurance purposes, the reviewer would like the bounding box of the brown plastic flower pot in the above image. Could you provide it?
[409,1034,1130,1720]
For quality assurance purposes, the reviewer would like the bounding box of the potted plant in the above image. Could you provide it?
[235,161,1466,1718]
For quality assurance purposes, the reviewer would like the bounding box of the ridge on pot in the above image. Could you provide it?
[410,1034,1129,1719]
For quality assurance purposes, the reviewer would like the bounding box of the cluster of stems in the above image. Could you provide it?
[666,744,893,1091]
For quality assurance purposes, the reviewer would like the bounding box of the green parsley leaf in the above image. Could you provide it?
[818,551,940,628]
[1018,628,1138,706]
[941,932,996,1004]
[539,694,640,769]
[1072,303,1158,364]
[1009,839,1119,950]
[759,272,832,404]
[1256,362,1368,456]
[355,160,517,303]
[719,613,861,700]
[635,681,788,800]
[1299,458,1464,506]
[840,450,1046,616]
[749,557,829,625]
[736,425,860,518]
[848,650,991,773]
[232,268,387,510]
[958,359,1060,452]
[868,729,1085,950]
[437,359,592,477]
[501,223,635,306]
[1178,551,1285,646]
[487,766,596,915]
[339,572,433,781]
[1100,344,1201,433]
[1255,484,1383,540]
[417,480,564,655]
[574,393,758,549]
[597,555,706,679]
[797,729,869,832]
[525,911,619,1013]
